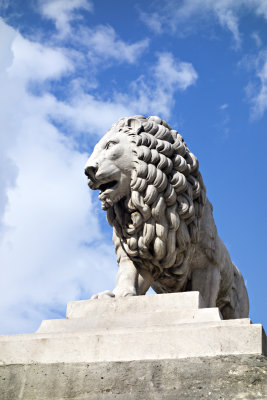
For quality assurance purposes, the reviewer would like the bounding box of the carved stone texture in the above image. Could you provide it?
[84,115,249,319]
[1,355,267,400]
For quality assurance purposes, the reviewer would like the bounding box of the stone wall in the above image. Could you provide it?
[1,355,266,400]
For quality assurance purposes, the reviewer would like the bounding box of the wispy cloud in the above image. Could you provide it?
[39,0,93,38]
[82,25,149,65]
[124,52,198,118]
[139,0,267,120]
[251,32,262,48]
[39,3,149,68]
[154,52,198,91]
[247,51,267,119]
[45,52,198,134]
[139,11,163,34]
[216,102,230,137]
[139,0,267,47]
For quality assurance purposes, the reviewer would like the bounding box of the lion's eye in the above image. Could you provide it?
[105,141,117,149]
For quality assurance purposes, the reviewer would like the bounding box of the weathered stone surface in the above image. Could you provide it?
[1,355,266,400]
[1,293,265,364]
[66,291,205,319]
[84,115,249,320]
[1,321,265,364]
[38,307,222,333]
[0,293,265,398]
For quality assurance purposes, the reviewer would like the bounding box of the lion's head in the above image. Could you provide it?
[85,115,206,273]
[85,119,140,210]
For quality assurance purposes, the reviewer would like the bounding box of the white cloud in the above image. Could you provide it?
[8,34,73,82]
[139,11,163,34]
[248,51,267,119]
[254,0,267,19]
[140,0,267,47]
[154,52,198,91]
[219,103,229,110]
[47,52,198,131]
[251,32,262,47]
[48,93,133,137]
[0,19,18,229]
[215,6,240,47]
[0,129,117,333]
[0,19,118,334]
[139,1,267,118]
[40,0,93,37]
[124,52,198,118]
[39,3,149,67]
[83,25,149,64]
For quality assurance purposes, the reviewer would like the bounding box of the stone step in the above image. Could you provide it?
[38,318,252,336]
[37,308,226,333]
[1,293,265,365]
[0,321,265,364]
[66,292,205,319]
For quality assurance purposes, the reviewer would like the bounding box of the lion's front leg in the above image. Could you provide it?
[113,255,152,297]
[111,230,151,298]
[113,256,138,297]
[90,259,138,299]
[91,244,152,299]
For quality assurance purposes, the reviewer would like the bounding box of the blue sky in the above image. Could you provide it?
[0,0,266,334]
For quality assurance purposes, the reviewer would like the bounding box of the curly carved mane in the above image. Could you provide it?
[106,115,206,281]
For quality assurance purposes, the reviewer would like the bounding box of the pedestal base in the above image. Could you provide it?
[0,292,266,399]
[1,355,266,400]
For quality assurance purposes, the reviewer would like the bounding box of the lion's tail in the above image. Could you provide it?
[231,264,249,318]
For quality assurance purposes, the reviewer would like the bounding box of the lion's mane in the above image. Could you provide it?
[106,115,206,281]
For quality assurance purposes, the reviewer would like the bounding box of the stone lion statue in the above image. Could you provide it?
[85,115,249,319]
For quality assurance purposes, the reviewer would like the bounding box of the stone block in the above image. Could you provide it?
[1,355,267,400]
[37,307,223,333]
[66,291,205,319]
[0,320,265,364]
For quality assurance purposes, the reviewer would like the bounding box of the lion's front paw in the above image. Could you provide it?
[91,290,115,300]
[113,288,137,298]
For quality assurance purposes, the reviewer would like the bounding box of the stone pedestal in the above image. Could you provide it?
[0,292,266,399]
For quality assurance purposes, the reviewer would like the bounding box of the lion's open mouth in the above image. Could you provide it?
[99,180,118,194]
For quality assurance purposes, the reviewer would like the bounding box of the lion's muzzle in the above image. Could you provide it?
[84,161,99,189]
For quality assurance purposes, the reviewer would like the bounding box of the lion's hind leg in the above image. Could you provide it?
[221,265,249,319]
[190,264,221,309]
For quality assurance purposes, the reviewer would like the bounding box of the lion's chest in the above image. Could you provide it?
[113,205,189,291]
[128,252,189,292]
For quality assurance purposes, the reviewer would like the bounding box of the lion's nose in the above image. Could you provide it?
[84,163,98,180]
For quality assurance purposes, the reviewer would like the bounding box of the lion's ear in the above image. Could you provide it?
[126,118,143,133]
